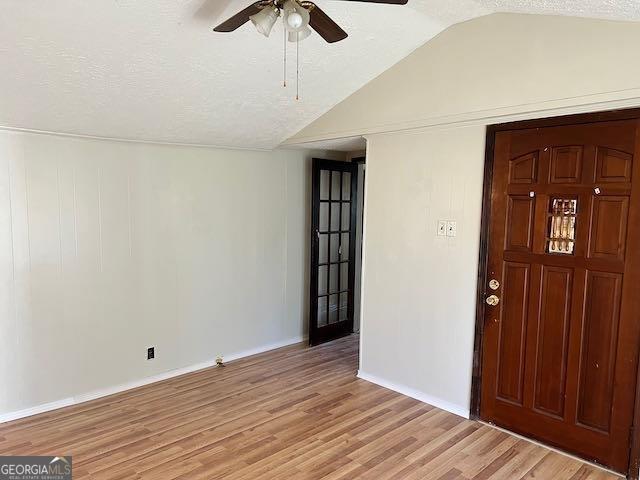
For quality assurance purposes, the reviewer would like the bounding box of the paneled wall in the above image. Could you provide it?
[0,130,335,416]
[359,126,486,417]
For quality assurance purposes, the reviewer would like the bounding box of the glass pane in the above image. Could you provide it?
[320,170,330,200]
[328,294,339,324]
[340,233,349,261]
[547,198,577,255]
[339,292,348,322]
[331,172,341,200]
[331,172,342,200]
[330,234,340,263]
[341,203,350,231]
[330,202,340,231]
[318,266,327,295]
[329,264,339,293]
[342,172,351,200]
[319,203,329,231]
[340,262,349,291]
[317,297,327,327]
[319,234,328,264]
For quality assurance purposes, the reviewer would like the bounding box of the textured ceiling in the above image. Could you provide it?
[2,1,639,150]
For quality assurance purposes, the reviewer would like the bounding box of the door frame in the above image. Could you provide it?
[469,106,640,479]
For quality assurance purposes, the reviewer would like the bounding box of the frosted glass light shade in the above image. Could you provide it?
[250,6,279,37]
[288,25,311,42]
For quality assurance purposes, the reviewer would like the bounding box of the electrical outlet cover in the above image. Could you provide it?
[437,220,447,236]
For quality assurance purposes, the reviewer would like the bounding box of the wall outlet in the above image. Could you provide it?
[437,220,447,236]
[147,347,155,360]
[446,221,457,237]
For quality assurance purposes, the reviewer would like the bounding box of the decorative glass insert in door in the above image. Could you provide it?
[547,198,577,254]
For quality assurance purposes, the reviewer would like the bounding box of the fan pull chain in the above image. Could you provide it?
[296,37,299,100]
[283,26,287,87]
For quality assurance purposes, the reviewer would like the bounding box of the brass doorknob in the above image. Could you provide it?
[486,295,500,306]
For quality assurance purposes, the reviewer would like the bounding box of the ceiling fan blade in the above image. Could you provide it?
[334,0,408,3]
[213,2,263,32]
[306,4,347,43]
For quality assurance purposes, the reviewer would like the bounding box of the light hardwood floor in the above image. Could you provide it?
[0,335,620,479]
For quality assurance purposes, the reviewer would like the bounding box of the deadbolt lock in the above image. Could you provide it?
[486,295,500,306]
[489,279,500,290]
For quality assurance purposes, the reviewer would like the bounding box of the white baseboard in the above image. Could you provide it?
[0,399,77,424]
[0,335,306,424]
[357,370,470,419]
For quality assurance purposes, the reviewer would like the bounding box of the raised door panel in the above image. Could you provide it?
[533,267,573,418]
[509,152,538,184]
[588,196,629,261]
[496,262,530,405]
[550,146,583,184]
[506,196,535,252]
[576,271,622,433]
[595,148,633,184]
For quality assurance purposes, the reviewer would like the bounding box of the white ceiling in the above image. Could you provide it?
[2,1,639,150]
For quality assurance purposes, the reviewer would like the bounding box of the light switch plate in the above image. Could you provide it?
[437,220,447,236]
[446,221,457,237]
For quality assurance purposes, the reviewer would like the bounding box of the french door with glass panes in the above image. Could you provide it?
[309,159,358,346]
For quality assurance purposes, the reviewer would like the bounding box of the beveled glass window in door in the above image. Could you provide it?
[317,169,351,327]
[547,198,577,255]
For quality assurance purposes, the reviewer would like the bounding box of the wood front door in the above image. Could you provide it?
[479,118,640,472]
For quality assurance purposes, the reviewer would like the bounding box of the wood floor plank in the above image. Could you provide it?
[0,335,621,479]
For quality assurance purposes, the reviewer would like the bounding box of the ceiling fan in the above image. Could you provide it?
[213,0,408,43]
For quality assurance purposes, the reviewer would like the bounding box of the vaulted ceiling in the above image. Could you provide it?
[2,0,639,150]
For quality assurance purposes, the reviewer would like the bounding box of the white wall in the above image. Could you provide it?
[0,129,341,418]
[358,127,485,417]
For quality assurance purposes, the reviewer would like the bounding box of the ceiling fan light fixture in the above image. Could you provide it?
[288,25,311,42]
[249,5,280,37]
